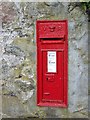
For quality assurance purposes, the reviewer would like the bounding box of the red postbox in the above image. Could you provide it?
[36,20,68,107]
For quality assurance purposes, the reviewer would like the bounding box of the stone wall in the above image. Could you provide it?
[1,2,88,118]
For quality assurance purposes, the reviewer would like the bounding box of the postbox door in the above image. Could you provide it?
[37,20,68,107]
[42,50,64,103]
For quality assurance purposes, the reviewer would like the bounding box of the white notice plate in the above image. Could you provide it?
[47,51,56,73]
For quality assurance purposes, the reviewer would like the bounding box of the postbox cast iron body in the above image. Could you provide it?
[36,20,68,107]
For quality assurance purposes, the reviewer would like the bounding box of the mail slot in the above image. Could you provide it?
[36,20,68,107]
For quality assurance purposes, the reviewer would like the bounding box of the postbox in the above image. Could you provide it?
[36,20,68,107]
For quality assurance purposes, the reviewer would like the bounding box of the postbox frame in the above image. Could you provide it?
[36,20,68,107]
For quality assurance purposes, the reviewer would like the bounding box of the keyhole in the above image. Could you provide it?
[47,77,48,80]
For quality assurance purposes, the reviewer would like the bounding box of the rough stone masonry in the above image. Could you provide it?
[0,2,88,118]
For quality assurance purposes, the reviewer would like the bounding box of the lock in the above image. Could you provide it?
[36,20,68,107]
[46,76,54,82]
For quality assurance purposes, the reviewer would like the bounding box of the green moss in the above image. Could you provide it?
[14,67,22,78]
[83,58,88,64]
[37,3,47,9]
[32,109,46,118]
[12,37,30,47]
[12,37,35,58]
[21,58,32,66]
[14,68,31,81]
[2,88,10,95]
[21,76,29,81]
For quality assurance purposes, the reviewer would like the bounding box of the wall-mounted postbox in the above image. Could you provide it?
[36,20,68,107]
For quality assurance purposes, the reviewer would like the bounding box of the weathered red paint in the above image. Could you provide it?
[36,20,68,107]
